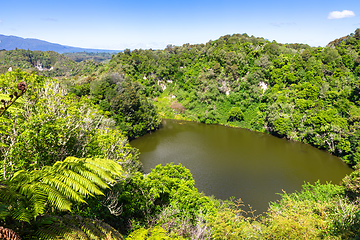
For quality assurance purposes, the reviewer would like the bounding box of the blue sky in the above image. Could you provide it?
[0,0,359,50]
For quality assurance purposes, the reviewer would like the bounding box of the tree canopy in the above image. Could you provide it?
[3,29,360,239]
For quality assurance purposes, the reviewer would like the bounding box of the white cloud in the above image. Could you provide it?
[328,10,355,19]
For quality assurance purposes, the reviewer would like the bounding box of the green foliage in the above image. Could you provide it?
[5,30,360,239]
[0,82,27,117]
[0,49,104,77]
[0,72,140,180]
[85,73,161,139]
[76,29,360,166]
[272,117,292,137]
[207,199,262,239]
[9,30,360,166]
[117,164,216,235]
[257,181,360,239]
[293,181,345,202]
[227,107,244,122]
[342,168,360,200]
[36,214,124,240]
[126,226,184,240]
[0,71,137,239]
[63,52,115,63]
[0,157,123,223]
[264,182,354,239]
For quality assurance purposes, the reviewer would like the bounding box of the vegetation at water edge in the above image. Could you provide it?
[2,29,360,238]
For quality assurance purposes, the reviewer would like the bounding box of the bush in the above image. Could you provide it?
[227,107,244,122]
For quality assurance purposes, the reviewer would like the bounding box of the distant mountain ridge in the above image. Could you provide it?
[0,34,120,53]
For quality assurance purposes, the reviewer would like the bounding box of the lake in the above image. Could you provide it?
[130,119,353,213]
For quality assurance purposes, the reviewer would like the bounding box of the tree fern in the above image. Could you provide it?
[35,214,124,240]
[0,156,123,223]
[0,73,129,239]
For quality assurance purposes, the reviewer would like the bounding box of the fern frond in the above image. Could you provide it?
[86,158,124,178]
[0,183,19,204]
[83,162,114,183]
[84,161,118,182]
[10,207,33,223]
[10,170,31,186]
[1,156,124,222]
[56,168,103,195]
[51,159,109,194]
[0,204,10,219]
[35,215,84,240]
[41,174,88,203]
[36,214,124,240]
[73,166,110,189]
[0,182,33,222]
[26,183,48,216]
[59,157,120,188]
[37,183,73,211]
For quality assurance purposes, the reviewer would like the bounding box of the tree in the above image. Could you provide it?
[227,107,244,122]
[117,164,216,232]
[0,157,123,223]
[109,79,160,139]
[0,157,124,239]
[0,71,132,239]
[354,28,360,40]
[0,72,139,179]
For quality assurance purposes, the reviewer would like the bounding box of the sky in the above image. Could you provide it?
[0,0,359,50]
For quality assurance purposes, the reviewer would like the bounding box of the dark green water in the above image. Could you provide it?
[131,119,353,213]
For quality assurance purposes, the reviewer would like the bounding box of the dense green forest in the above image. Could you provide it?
[0,49,104,77]
[95,28,360,166]
[63,52,115,63]
[2,29,360,239]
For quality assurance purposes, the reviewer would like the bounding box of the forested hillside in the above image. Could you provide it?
[72,29,360,166]
[2,30,360,239]
[63,52,115,63]
[0,49,104,77]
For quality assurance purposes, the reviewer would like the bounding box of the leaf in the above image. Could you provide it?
[2,156,123,222]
